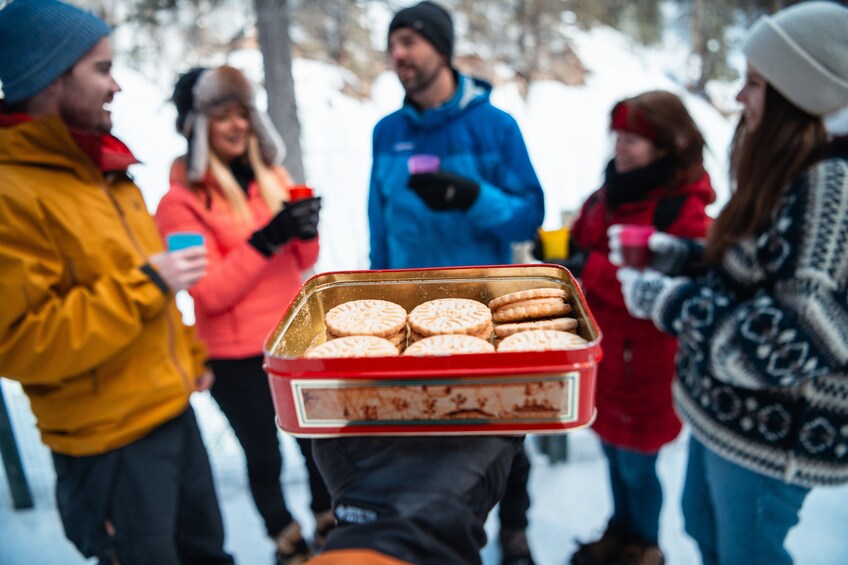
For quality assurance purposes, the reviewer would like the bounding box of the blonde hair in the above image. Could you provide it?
[207,135,288,224]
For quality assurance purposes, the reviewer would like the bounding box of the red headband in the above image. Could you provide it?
[611,102,656,142]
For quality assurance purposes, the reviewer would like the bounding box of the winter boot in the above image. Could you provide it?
[274,520,311,565]
[312,509,336,550]
[618,542,665,565]
[569,520,630,565]
[500,528,536,565]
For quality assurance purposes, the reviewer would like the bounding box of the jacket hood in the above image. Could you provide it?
[0,116,137,179]
[0,116,91,174]
[169,155,195,186]
[401,73,492,130]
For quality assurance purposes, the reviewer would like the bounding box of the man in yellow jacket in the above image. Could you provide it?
[0,1,233,563]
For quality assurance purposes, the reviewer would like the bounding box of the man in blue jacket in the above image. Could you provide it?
[368,4,544,270]
[313,3,542,565]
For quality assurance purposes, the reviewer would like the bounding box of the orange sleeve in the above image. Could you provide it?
[307,549,413,565]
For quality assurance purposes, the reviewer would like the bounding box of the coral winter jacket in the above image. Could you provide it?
[156,158,319,359]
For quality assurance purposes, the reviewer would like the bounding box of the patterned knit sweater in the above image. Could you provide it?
[652,151,848,488]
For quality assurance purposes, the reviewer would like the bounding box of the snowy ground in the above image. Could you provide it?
[2,378,847,565]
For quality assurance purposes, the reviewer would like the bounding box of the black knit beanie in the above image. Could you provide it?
[388,1,454,63]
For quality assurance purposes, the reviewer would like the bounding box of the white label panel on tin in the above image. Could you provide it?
[291,372,580,428]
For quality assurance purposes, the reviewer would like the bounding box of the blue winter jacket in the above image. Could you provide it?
[368,74,544,269]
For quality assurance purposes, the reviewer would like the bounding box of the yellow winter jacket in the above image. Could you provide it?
[0,116,207,456]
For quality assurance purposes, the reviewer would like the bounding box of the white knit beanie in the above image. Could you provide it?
[742,1,848,117]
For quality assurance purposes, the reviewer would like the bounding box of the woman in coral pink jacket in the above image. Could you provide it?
[155,66,329,565]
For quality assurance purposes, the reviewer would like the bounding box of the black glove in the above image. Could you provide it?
[249,196,321,256]
[408,172,480,211]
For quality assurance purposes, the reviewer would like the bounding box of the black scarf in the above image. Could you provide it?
[604,155,676,210]
[230,157,255,194]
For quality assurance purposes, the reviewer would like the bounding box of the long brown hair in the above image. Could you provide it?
[613,90,706,183]
[705,85,828,263]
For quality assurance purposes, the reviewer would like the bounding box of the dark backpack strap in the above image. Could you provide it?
[653,195,688,232]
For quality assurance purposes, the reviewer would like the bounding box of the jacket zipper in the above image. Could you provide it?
[99,178,192,390]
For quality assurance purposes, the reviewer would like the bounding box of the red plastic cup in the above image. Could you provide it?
[619,225,656,269]
[289,185,314,201]
[408,154,441,174]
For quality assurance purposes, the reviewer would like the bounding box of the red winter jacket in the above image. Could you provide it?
[155,158,319,359]
[571,169,714,452]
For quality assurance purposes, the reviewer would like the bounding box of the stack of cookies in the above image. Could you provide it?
[304,289,587,358]
[322,299,409,353]
[488,288,578,346]
[497,329,587,352]
[407,298,494,348]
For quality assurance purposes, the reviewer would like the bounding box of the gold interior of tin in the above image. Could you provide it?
[265,265,598,358]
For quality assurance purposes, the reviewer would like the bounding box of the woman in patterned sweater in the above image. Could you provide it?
[613,2,848,564]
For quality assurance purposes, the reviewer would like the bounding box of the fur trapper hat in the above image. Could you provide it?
[743,1,848,116]
[172,65,285,182]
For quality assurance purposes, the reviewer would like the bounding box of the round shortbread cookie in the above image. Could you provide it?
[329,326,408,347]
[494,317,579,337]
[403,334,495,356]
[497,329,588,352]
[493,297,561,311]
[409,323,492,344]
[324,299,407,337]
[305,335,400,358]
[408,298,492,336]
[488,287,568,311]
[492,300,572,323]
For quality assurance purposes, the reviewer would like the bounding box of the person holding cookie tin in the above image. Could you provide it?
[564,90,715,565]
[314,2,542,565]
[614,3,848,564]
[155,65,330,564]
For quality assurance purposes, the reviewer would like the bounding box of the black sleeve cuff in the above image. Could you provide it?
[456,181,480,211]
[248,232,277,258]
[141,263,170,296]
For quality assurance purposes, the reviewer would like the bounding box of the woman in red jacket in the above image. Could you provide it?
[568,91,714,565]
[155,66,328,565]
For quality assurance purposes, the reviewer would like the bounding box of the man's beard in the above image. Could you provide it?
[400,63,441,97]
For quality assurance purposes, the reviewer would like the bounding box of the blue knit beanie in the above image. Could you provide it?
[0,0,110,104]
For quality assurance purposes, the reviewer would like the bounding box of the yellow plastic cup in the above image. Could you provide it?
[539,227,569,260]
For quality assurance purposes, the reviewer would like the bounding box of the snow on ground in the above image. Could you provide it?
[2,22,846,565]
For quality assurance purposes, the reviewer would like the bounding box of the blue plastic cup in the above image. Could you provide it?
[166,232,205,251]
